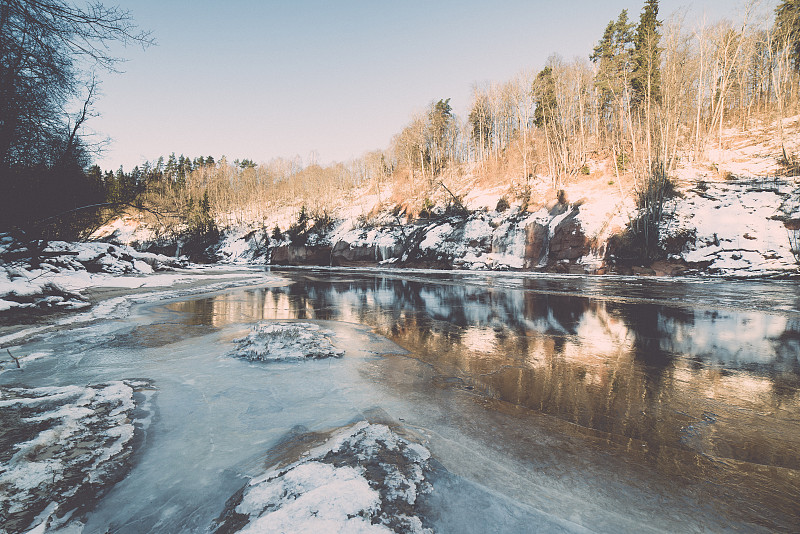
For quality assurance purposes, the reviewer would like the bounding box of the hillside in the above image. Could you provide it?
[90,114,800,278]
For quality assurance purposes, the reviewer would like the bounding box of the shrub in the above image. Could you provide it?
[419,198,435,219]
[616,152,628,172]
[495,197,510,212]
[777,150,800,176]
[627,162,679,262]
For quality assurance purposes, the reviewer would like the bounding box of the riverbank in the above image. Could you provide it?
[0,263,279,350]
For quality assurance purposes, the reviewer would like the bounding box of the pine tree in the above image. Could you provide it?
[631,0,662,108]
[165,153,178,181]
[590,10,635,117]
[533,66,557,128]
[775,0,800,73]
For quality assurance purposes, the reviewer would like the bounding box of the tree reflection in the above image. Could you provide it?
[168,271,800,471]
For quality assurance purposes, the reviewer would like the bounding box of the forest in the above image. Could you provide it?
[2,0,800,256]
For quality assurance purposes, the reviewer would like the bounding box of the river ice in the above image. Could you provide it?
[0,267,797,533]
[0,380,154,533]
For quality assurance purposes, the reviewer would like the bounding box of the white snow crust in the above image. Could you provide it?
[0,380,153,534]
[0,237,185,314]
[221,421,432,534]
[229,322,345,362]
[665,179,798,275]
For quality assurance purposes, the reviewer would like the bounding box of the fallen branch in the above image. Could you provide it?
[4,348,21,369]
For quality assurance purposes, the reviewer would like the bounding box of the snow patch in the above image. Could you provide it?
[214,422,433,534]
[229,322,345,362]
[0,380,154,533]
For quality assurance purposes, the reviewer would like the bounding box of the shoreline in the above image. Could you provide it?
[0,266,283,349]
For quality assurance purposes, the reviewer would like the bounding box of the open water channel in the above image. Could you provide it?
[2,268,799,532]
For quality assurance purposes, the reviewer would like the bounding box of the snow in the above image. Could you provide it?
[218,421,433,534]
[238,462,388,534]
[0,238,187,316]
[418,223,453,251]
[0,380,154,533]
[90,215,157,245]
[666,179,797,274]
[229,322,345,362]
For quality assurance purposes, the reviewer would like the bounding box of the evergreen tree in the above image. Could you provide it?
[533,66,557,128]
[427,98,454,174]
[631,0,662,108]
[590,10,635,117]
[165,152,178,181]
[775,0,800,73]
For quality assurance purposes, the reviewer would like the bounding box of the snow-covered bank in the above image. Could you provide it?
[0,380,154,534]
[0,237,184,314]
[667,177,799,275]
[213,421,433,534]
[0,261,281,350]
[211,177,799,277]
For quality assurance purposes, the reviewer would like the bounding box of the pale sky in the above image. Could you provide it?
[90,0,771,171]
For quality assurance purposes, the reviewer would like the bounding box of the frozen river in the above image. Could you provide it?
[2,268,799,532]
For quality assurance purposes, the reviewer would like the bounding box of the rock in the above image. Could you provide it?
[784,219,800,231]
[632,266,656,276]
[548,219,588,261]
[331,241,377,266]
[331,240,399,266]
[523,222,548,267]
[651,260,686,276]
[271,245,331,266]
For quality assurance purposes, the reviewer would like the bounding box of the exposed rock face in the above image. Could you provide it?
[331,240,399,266]
[548,218,589,262]
[784,219,800,231]
[271,245,331,266]
[523,222,548,268]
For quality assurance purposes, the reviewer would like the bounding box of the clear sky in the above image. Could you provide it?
[90,0,772,171]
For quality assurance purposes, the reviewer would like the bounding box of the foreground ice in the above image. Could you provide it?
[213,421,432,534]
[0,380,154,534]
[229,322,345,362]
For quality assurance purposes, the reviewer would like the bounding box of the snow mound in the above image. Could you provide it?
[0,236,187,316]
[213,421,433,534]
[0,380,155,533]
[0,274,89,314]
[229,322,345,362]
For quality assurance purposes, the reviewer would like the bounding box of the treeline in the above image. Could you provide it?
[392,0,800,187]
[128,1,800,244]
[5,0,799,247]
[0,0,150,239]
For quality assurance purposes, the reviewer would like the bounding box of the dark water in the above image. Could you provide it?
[169,269,800,530]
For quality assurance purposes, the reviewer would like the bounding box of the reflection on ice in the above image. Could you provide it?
[167,270,800,530]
